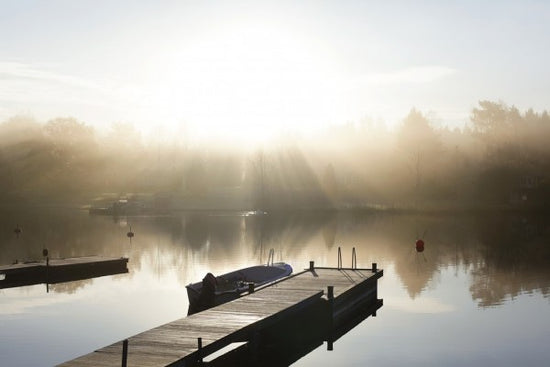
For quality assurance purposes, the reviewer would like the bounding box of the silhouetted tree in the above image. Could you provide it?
[249,149,268,209]
[397,109,441,203]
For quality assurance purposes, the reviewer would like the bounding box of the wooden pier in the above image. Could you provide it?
[59,262,383,367]
[0,256,129,289]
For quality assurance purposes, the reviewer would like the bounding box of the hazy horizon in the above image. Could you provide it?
[2,1,550,142]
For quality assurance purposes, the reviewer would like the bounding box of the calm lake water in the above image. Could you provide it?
[1,208,549,366]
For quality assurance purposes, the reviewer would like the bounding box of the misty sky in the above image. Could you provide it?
[1,0,549,141]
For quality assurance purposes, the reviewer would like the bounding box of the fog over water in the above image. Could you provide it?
[1,100,550,212]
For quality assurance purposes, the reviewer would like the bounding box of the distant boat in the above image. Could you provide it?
[186,262,293,315]
[89,198,164,216]
[244,210,268,216]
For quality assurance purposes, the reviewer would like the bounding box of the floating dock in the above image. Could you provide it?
[0,256,129,289]
[59,259,382,367]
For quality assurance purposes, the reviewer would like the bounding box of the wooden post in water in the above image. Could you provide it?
[44,248,50,293]
[372,262,377,273]
[121,339,128,367]
[309,261,314,271]
[327,285,334,351]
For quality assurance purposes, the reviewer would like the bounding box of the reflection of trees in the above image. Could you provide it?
[183,215,209,250]
[322,216,338,250]
[208,216,242,251]
[335,212,550,304]
[469,215,550,306]
[245,212,335,261]
[367,213,447,298]
[0,208,334,293]
[2,207,549,304]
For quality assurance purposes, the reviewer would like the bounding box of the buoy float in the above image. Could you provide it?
[127,226,134,239]
[415,239,425,253]
[14,225,22,237]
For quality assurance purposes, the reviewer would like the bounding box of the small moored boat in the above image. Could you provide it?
[186,260,293,315]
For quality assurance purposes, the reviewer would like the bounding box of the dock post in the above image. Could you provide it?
[121,339,128,367]
[372,262,377,273]
[197,337,203,363]
[309,261,314,271]
[248,283,255,293]
[327,285,334,351]
[337,247,342,269]
[250,329,261,363]
[45,254,50,293]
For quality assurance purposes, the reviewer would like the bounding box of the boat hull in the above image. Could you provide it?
[186,262,292,314]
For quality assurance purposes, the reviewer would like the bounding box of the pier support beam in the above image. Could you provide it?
[121,339,128,367]
[197,337,203,364]
[327,285,334,351]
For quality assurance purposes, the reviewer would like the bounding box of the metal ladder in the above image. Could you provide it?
[337,246,358,270]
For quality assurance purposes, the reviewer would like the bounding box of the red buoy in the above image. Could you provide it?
[415,239,425,253]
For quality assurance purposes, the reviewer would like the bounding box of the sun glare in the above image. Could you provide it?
[140,20,339,145]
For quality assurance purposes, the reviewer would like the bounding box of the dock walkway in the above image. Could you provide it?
[0,256,129,289]
[59,265,382,367]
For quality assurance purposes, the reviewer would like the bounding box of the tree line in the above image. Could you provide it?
[1,100,549,210]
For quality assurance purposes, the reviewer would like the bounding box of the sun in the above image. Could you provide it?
[134,20,340,146]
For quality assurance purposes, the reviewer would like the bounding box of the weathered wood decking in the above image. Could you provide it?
[59,265,382,367]
[0,256,129,289]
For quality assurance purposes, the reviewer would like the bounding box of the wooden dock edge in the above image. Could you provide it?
[203,271,384,366]
[196,268,383,366]
[177,289,325,366]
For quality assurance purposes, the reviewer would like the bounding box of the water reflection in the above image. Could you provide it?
[1,208,550,366]
[1,208,549,307]
[470,214,550,306]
